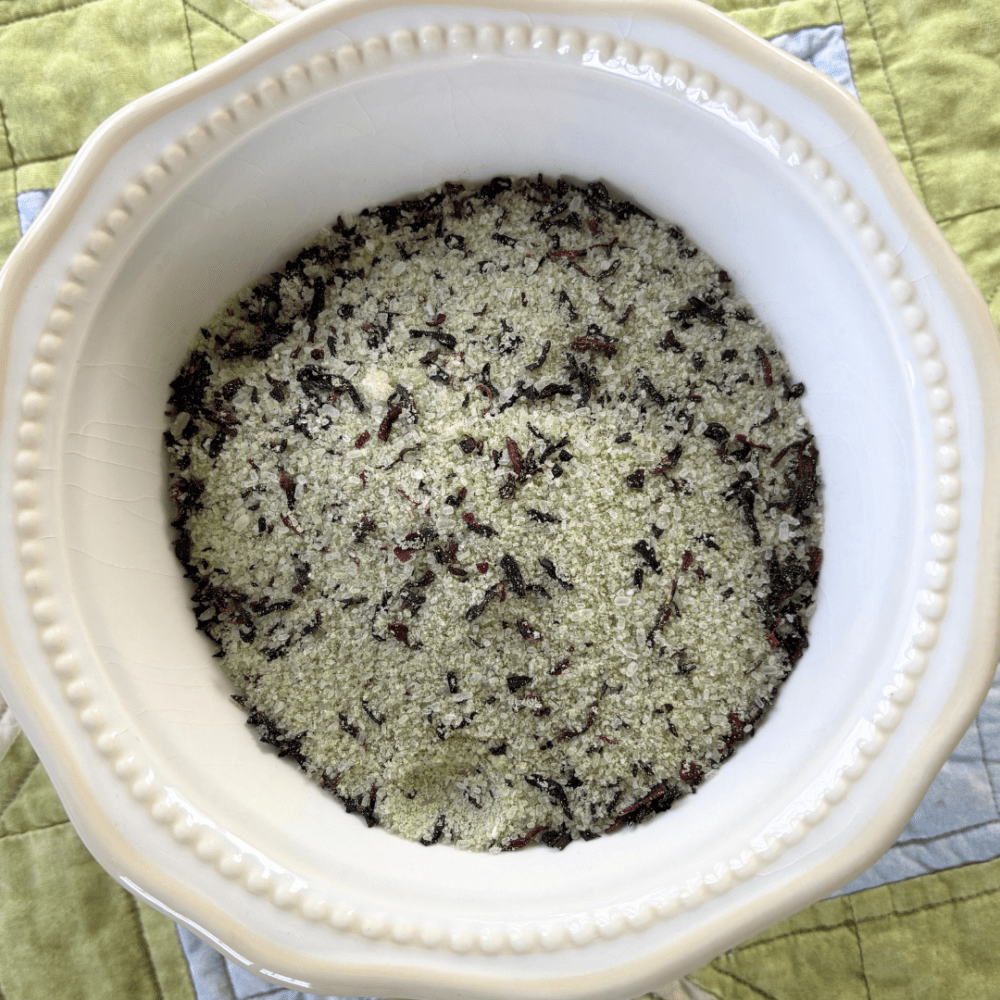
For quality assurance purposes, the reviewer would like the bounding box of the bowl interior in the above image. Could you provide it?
[58,53,927,916]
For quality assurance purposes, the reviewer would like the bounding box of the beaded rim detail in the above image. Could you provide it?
[11,24,958,954]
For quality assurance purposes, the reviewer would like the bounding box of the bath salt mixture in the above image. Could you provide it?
[165,177,823,851]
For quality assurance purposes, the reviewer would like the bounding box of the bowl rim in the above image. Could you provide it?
[2,0,1000,995]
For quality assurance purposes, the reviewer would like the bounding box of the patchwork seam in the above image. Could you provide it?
[13,148,77,169]
[894,816,1000,847]
[0,819,70,839]
[706,965,781,1000]
[0,92,13,166]
[735,917,861,950]
[858,0,930,208]
[180,0,198,73]
[846,895,874,1000]
[130,894,167,1000]
[935,202,1000,226]
[183,0,251,44]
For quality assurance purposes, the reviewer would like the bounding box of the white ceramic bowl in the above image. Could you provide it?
[2,1,999,997]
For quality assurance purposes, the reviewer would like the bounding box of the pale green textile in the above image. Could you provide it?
[0,0,998,998]
[721,0,1000,330]
[0,0,274,259]
[691,854,1000,999]
[0,731,198,999]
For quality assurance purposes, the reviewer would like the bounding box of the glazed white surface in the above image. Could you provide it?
[0,3,996,998]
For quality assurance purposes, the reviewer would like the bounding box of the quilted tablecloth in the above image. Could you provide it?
[0,1,998,998]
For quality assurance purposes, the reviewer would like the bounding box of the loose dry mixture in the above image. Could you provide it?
[165,177,822,851]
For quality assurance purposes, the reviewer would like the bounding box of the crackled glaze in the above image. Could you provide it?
[7,22,961,955]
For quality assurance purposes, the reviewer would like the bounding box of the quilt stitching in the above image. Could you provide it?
[732,918,860,951]
[733,879,1000,956]
[0,92,13,166]
[14,148,77,168]
[707,965,781,1000]
[0,0,254,233]
[184,0,252,44]
[893,816,1000,848]
[131,895,167,1000]
[0,819,71,839]
[180,0,198,73]
[846,896,874,1000]
[857,0,930,209]
[935,203,1000,226]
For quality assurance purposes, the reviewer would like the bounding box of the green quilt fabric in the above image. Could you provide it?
[0,731,197,1000]
[0,0,998,998]
[719,0,1000,329]
[690,854,1000,999]
[0,0,274,261]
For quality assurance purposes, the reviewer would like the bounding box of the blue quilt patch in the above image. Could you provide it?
[16,189,53,235]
